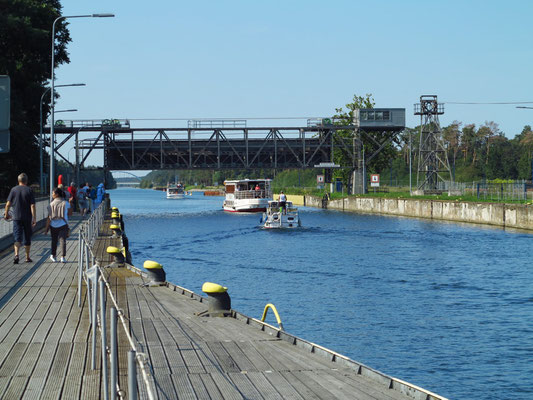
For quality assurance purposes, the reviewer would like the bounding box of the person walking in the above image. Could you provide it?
[58,183,70,202]
[67,182,77,212]
[77,183,88,216]
[3,173,36,264]
[44,187,71,263]
[89,184,97,213]
[95,183,105,207]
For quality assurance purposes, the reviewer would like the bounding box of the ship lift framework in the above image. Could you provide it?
[414,95,452,192]
[45,116,405,192]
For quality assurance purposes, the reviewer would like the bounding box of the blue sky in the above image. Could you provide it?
[56,0,533,169]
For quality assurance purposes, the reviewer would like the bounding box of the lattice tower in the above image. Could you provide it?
[414,95,452,190]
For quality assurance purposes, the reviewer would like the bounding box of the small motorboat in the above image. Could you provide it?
[166,183,185,199]
[261,200,301,229]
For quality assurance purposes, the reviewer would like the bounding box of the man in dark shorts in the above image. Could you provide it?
[4,173,36,263]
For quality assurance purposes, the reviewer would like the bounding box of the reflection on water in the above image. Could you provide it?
[111,188,533,400]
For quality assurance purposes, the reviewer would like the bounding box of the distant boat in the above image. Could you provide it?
[223,179,272,212]
[166,183,185,199]
[262,200,301,229]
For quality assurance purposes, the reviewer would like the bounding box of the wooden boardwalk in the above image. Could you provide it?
[0,215,446,399]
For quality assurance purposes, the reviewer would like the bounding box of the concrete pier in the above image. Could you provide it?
[0,208,448,399]
[305,195,533,231]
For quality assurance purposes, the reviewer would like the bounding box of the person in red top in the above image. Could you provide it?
[67,182,77,212]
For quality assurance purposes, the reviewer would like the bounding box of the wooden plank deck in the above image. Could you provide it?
[0,214,444,399]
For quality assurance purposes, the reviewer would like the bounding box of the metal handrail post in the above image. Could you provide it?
[91,267,99,370]
[77,231,82,307]
[128,350,137,400]
[110,307,118,400]
[99,279,109,400]
[86,240,90,272]
[86,241,92,322]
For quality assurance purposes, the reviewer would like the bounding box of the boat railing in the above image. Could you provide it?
[234,190,271,199]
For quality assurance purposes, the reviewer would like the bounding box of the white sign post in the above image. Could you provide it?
[370,174,380,187]
[317,174,324,189]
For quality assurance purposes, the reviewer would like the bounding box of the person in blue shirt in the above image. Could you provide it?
[95,183,105,207]
[88,184,97,213]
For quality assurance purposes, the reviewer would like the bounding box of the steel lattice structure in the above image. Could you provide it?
[414,95,452,191]
[45,117,405,192]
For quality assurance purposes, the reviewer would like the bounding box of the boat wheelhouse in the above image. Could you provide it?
[223,179,272,212]
[262,200,301,229]
[166,183,185,199]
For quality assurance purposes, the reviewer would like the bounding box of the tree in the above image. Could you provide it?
[517,125,533,180]
[442,121,462,178]
[460,124,476,164]
[332,94,376,186]
[0,0,71,198]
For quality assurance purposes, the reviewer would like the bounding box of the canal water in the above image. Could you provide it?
[110,188,533,400]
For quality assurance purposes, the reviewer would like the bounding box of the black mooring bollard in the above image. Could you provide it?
[143,260,166,286]
[199,282,232,317]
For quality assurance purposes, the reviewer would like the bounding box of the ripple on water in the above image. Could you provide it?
[110,188,533,400]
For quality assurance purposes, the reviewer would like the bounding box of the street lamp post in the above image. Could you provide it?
[49,13,114,195]
[40,83,85,193]
[50,108,78,191]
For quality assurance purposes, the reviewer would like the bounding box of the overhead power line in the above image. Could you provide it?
[444,101,533,105]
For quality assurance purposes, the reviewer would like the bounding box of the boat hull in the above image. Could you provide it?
[223,198,270,213]
[263,216,300,228]
[224,207,266,213]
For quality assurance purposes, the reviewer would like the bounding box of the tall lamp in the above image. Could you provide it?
[40,83,85,193]
[49,13,114,196]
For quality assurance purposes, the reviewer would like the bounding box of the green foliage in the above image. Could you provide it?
[272,169,317,188]
[331,94,376,187]
[0,0,71,198]
[139,169,277,188]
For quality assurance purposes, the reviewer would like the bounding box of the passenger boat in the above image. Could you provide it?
[262,200,301,229]
[223,179,272,212]
[166,183,185,199]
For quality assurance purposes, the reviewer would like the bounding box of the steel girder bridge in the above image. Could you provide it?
[49,124,358,170]
[46,115,405,191]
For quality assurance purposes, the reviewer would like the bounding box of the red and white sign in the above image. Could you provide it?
[317,175,324,184]
[370,174,380,187]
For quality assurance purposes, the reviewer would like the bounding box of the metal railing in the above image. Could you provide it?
[48,119,131,129]
[77,201,156,400]
[234,189,272,199]
[187,119,247,128]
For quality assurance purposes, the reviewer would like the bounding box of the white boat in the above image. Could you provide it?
[223,179,272,212]
[262,200,301,229]
[166,183,185,199]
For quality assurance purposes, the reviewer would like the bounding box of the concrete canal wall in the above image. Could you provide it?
[305,195,533,230]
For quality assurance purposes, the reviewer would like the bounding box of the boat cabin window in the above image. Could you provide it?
[225,184,235,193]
